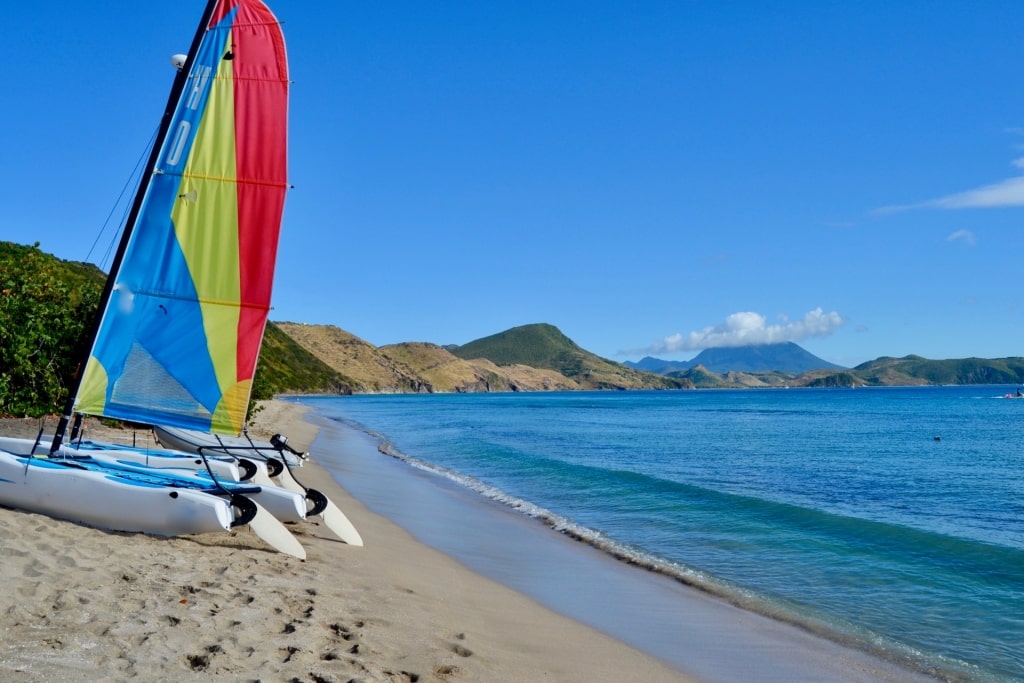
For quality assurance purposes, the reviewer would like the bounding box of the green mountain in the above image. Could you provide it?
[628,342,844,375]
[447,323,689,389]
[850,355,1024,386]
[689,342,844,373]
[665,355,1024,389]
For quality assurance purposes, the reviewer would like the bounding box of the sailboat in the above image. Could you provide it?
[153,424,364,545]
[0,0,306,557]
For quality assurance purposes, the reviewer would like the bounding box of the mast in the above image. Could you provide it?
[50,0,222,453]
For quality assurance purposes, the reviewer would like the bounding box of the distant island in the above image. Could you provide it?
[625,342,845,375]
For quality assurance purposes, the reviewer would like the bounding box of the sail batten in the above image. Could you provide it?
[73,0,288,436]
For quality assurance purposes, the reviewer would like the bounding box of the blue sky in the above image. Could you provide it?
[4,1,1023,368]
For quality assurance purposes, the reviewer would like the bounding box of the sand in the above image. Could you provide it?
[0,404,691,682]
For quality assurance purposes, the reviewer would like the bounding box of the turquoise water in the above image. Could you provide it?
[300,387,1024,681]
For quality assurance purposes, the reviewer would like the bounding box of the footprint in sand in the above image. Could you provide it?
[449,643,473,658]
[329,621,360,642]
[434,664,461,679]
[448,633,473,658]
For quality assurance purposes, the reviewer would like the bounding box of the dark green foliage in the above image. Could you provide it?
[0,242,103,416]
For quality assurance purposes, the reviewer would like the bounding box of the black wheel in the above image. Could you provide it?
[265,457,284,478]
[305,488,328,516]
[237,458,258,481]
[230,494,258,528]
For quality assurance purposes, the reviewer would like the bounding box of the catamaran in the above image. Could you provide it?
[0,0,308,558]
[154,424,364,545]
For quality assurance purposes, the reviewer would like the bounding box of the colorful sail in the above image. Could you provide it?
[75,0,288,435]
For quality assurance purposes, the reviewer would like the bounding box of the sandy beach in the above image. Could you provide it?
[0,403,691,682]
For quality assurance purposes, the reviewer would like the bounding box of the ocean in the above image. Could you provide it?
[297,386,1024,682]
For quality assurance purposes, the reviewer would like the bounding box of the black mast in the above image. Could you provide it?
[50,0,221,453]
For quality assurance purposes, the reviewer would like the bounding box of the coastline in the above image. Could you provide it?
[0,403,688,682]
[303,400,944,683]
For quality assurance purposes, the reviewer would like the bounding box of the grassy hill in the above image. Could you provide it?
[850,355,1024,386]
[255,322,352,396]
[665,356,1024,389]
[273,323,431,393]
[274,323,591,393]
[380,341,578,392]
[448,323,689,390]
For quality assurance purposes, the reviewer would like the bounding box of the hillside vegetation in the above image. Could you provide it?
[666,357,1024,389]
[851,355,1024,386]
[253,322,352,397]
[274,322,674,393]
[3,241,1022,419]
[0,242,104,416]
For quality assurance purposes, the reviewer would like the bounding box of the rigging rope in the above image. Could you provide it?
[84,127,159,270]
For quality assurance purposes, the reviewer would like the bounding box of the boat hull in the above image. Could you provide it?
[69,439,242,481]
[0,450,232,536]
[154,425,304,467]
[0,437,305,524]
[155,427,363,546]
[0,436,242,481]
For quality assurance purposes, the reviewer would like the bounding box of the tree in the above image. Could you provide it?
[0,243,102,416]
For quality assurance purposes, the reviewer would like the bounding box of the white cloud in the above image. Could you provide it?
[642,308,844,354]
[926,176,1024,208]
[877,155,1024,212]
[946,229,976,246]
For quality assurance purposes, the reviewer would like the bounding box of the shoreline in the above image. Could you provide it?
[0,399,948,681]
[0,404,689,682]
[304,402,944,683]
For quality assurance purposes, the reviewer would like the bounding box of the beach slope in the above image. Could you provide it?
[0,405,689,682]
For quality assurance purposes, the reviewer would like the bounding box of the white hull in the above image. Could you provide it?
[154,425,305,467]
[0,449,232,536]
[156,426,363,546]
[4,436,242,481]
[68,439,241,481]
[0,437,305,524]
[87,451,307,523]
